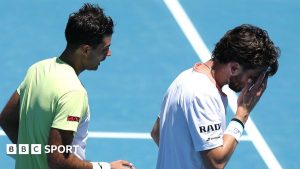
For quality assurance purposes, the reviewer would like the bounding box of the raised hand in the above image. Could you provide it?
[236,70,268,123]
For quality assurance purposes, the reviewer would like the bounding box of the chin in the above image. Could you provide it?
[229,84,242,93]
[87,66,99,71]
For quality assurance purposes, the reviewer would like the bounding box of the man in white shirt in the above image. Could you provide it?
[151,24,280,169]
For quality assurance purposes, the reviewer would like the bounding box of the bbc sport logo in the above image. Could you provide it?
[6,144,79,155]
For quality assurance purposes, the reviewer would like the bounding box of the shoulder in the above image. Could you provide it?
[22,58,52,77]
[28,57,56,70]
[178,69,217,97]
[165,68,219,106]
[29,57,87,94]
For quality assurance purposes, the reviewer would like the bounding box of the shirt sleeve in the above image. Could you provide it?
[17,80,24,95]
[186,93,224,151]
[51,91,88,132]
[17,66,33,95]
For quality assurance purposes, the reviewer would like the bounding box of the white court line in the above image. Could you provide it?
[163,0,282,169]
[88,132,251,141]
[0,130,251,141]
[0,130,4,136]
[88,131,150,139]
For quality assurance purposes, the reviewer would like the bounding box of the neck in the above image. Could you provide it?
[205,59,229,88]
[59,48,83,76]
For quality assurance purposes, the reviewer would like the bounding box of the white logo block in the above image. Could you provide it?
[19,144,29,154]
[31,144,42,154]
[6,144,17,154]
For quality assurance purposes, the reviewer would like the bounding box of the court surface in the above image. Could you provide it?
[0,0,299,168]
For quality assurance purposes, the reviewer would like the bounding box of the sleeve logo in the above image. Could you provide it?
[67,115,80,122]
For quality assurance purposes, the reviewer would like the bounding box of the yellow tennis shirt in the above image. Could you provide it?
[15,57,88,169]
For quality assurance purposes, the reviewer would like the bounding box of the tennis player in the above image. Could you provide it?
[151,24,280,169]
[0,3,134,169]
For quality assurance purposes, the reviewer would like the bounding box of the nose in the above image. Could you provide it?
[107,49,112,57]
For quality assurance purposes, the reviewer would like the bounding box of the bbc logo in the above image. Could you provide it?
[6,144,79,154]
[7,144,41,155]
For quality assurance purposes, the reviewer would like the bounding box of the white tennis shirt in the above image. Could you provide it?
[156,67,228,169]
[72,106,90,160]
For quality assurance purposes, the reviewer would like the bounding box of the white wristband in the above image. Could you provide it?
[91,162,111,169]
[224,120,244,142]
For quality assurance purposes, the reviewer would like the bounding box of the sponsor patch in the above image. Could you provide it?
[67,115,80,122]
[206,135,221,142]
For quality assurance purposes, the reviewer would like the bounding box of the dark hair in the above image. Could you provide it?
[65,3,114,48]
[212,24,280,76]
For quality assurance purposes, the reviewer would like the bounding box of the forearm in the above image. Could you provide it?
[48,128,93,169]
[48,152,93,169]
[201,134,238,169]
[202,117,245,169]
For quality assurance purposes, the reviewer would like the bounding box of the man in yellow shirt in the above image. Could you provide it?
[0,3,134,169]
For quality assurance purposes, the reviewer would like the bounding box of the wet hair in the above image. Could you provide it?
[212,24,280,76]
[65,3,114,48]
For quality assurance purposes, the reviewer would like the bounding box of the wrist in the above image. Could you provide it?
[224,118,245,142]
[235,108,249,124]
[231,118,245,129]
[234,115,248,125]
[91,162,111,169]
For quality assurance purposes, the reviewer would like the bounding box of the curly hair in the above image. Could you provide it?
[212,24,280,76]
[65,3,114,48]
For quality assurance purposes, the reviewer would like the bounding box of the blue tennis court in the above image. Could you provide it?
[0,0,299,168]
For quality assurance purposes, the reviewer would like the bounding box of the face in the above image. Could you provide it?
[228,67,264,92]
[84,35,112,70]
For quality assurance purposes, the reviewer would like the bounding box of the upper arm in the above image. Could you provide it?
[0,91,20,143]
[186,94,224,152]
[47,91,89,168]
[48,128,74,146]
[52,91,88,132]
[47,128,93,169]
[190,92,237,169]
[0,91,20,124]
[201,147,225,169]
[186,92,235,169]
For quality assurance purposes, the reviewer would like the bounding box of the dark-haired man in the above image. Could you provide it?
[151,24,280,169]
[0,3,134,169]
